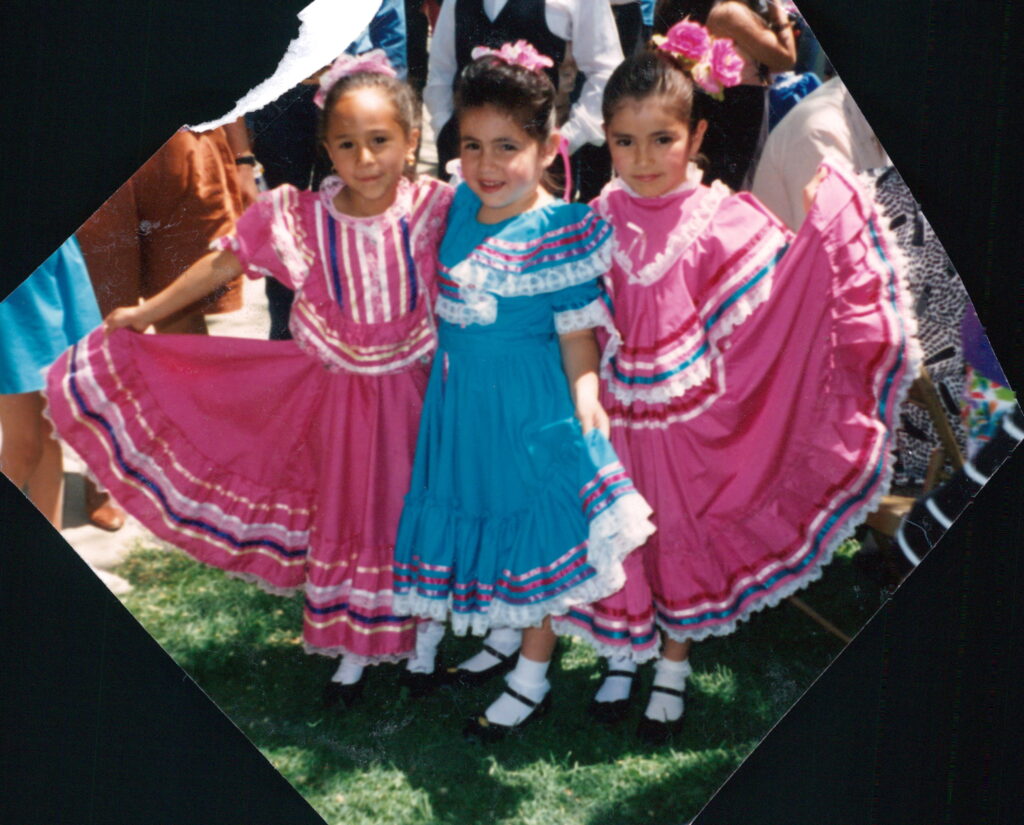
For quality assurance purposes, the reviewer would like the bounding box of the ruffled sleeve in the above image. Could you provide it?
[210,184,311,290]
[410,177,455,306]
[551,280,614,335]
[410,176,455,250]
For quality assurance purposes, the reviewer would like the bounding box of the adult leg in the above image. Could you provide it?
[0,392,63,528]
[84,476,126,532]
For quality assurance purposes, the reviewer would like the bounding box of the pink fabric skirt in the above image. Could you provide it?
[554,171,918,659]
[46,328,428,663]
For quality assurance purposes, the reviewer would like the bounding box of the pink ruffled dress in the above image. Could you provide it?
[552,162,919,661]
[46,175,453,664]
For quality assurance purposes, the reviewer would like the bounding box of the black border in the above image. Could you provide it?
[2,2,1021,823]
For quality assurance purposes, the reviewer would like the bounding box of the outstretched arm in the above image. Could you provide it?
[559,328,610,438]
[105,249,243,332]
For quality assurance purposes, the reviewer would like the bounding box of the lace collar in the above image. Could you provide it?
[318,174,413,227]
[599,175,731,287]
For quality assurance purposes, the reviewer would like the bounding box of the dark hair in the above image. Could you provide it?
[317,71,421,142]
[602,49,706,128]
[454,55,556,144]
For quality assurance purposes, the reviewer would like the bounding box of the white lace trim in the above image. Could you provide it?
[548,622,665,664]
[319,174,415,227]
[435,294,498,327]
[553,298,613,335]
[602,263,773,406]
[393,492,655,637]
[290,317,436,375]
[301,644,412,665]
[600,180,730,288]
[657,177,922,643]
[435,243,612,329]
[448,236,612,299]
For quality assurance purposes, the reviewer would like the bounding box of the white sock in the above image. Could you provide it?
[406,620,446,674]
[484,654,550,726]
[457,626,522,673]
[594,655,638,703]
[330,655,365,685]
[643,657,692,722]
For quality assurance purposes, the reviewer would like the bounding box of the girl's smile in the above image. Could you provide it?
[323,86,419,217]
[605,96,707,198]
[458,105,560,224]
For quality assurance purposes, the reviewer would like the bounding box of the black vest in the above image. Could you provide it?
[453,0,566,91]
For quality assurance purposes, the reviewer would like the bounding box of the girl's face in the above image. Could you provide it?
[459,105,560,224]
[323,87,419,217]
[605,96,707,198]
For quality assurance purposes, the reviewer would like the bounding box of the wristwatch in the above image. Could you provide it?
[235,154,257,166]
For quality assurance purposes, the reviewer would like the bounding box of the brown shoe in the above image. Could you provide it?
[89,500,126,531]
[85,480,126,532]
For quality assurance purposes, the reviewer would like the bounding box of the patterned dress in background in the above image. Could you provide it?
[861,167,969,485]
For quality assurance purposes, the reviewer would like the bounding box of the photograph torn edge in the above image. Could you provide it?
[187,0,383,133]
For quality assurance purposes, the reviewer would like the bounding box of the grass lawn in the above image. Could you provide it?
[117,538,881,825]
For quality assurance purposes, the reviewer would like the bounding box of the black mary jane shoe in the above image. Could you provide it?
[587,668,638,724]
[462,687,552,744]
[398,669,443,698]
[443,643,518,689]
[321,678,365,709]
[635,686,685,745]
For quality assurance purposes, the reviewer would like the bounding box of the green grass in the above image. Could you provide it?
[117,538,880,825]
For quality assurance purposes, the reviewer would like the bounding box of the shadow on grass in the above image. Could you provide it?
[116,543,883,825]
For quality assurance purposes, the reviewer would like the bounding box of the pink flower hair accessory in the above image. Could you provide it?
[470,40,554,74]
[314,49,397,109]
[653,19,743,100]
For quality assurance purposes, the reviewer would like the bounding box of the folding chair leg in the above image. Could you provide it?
[787,596,853,644]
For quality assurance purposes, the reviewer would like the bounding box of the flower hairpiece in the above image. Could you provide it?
[653,19,743,99]
[471,40,554,74]
[314,49,397,109]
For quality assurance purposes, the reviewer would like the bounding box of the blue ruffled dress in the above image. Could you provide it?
[0,237,101,395]
[392,185,654,635]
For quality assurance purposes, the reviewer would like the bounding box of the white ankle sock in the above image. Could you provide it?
[458,626,522,673]
[406,620,446,674]
[643,657,692,722]
[330,655,365,685]
[484,654,550,726]
[594,655,638,703]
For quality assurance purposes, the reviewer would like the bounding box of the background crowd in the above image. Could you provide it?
[2,0,1014,581]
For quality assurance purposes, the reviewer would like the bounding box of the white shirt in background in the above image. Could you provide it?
[752,77,889,230]
[423,0,625,152]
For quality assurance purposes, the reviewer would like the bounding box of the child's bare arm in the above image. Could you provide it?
[558,328,610,438]
[105,249,243,332]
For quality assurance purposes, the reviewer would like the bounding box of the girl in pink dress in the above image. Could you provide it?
[45,52,453,705]
[550,41,919,740]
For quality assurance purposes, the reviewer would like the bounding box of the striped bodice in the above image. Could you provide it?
[594,179,793,426]
[219,176,453,375]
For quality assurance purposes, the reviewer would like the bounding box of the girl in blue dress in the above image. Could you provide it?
[0,237,101,528]
[391,42,655,740]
